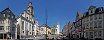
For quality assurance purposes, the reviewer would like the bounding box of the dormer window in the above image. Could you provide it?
[98,7,103,12]
[99,8,101,12]
[3,14,5,17]
[8,14,10,17]
[91,10,93,13]
[89,9,95,14]
[100,8,103,11]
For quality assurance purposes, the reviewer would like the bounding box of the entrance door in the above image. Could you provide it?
[0,34,3,39]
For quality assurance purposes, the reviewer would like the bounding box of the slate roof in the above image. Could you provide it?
[0,8,15,20]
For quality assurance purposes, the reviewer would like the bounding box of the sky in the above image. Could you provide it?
[0,0,104,32]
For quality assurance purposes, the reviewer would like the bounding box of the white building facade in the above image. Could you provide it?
[0,8,17,39]
[51,24,60,34]
[33,19,39,36]
[56,24,60,34]
[16,2,34,39]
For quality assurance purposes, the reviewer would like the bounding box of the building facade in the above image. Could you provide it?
[62,24,68,36]
[0,8,17,39]
[70,22,76,38]
[16,2,34,39]
[62,22,74,37]
[75,11,83,38]
[51,24,60,34]
[34,19,39,36]
[82,6,104,39]
[62,22,69,36]
[40,24,51,35]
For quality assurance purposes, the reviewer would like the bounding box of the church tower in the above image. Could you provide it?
[16,1,34,39]
[26,1,34,35]
[27,2,34,22]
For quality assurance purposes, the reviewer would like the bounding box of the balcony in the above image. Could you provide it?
[0,24,5,26]
[0,27,5,33]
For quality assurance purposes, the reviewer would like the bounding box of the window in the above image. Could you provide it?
[85,18,87,22]
[2,21,4,24]
[83,24,85,30]
[90,22,93,29]
[0,21,4,24]
[94,21,97,28]
[98,21,102,28]
[23,31,24,33]
[91,10,93,13]
[41,28,44,31]
[26,22,28,30]
[8,14,10,17]
[28,10,30,13]
[7,10,10,13]
[22,21,24,30]
[11,16,14,18]
[30,32,31,34]
[86,17,89,22]
[79,20,81,26]
[99,8,103,12]
[8,27,10,31]
[84,19,85,23]
[29,24,32,31]
[98,14,102,19]
[98,31,102,36]
[86,23,89,29]
[11,27,15,31]
[86,32,88,37]
[6,27,8,30]
[0,26,4,30]
[94,15,97,20]
[27,17,28,19]
[94,31,97,37]
[8,20,10,24]
[3,14,5,17]
[89,32,93,38]
[77,22,79,27]
[90,16,93,21]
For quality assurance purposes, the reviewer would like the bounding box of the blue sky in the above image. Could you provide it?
[0,0,104,32]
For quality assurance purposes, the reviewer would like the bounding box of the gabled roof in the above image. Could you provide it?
[1,8,14,15]
[88,5,96,10]
[75,11,83,21]
[0,8,15,20]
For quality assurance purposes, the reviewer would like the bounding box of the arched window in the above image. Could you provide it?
[22,21,24,30]
[17,24,20,39]
[17,24,20,34]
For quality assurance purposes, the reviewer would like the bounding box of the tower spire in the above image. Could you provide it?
[28,0,32,7]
